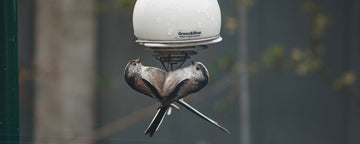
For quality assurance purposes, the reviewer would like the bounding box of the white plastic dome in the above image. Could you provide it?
[133,0,222,47]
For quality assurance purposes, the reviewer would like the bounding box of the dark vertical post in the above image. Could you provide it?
[0,0,20,143]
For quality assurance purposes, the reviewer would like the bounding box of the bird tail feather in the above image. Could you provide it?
[177,99,231,135]
[144,105,169,137]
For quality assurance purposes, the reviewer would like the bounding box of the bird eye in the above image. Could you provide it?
[132,62,136,66]
[196,66,200,70]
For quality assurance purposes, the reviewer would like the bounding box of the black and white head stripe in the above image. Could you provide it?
[196,62,209,79]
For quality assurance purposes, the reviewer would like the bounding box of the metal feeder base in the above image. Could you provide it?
[145,46,207,71]
[137,36,222,71]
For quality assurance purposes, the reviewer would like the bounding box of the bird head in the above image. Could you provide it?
[124,58,143,76]
[191,61,209,81]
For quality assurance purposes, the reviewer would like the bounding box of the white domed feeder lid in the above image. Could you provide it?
[132,0,222,71]
[133,0,222,48]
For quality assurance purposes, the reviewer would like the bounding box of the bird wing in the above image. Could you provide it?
[124,74,152,97]
[164,79,190,103]
[161,69,187,97]
[143,67,166,97]
[141,78,163,101]
[125,73,163,101]
[165,77,207,102]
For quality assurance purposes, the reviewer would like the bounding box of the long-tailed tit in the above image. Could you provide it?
[125,59,230,137]
[144,61,225,137]
[124,59,179,111]
[124,58,166,102]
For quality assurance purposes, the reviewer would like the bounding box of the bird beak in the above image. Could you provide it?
[137,58,141,63]
[191,61,195,65]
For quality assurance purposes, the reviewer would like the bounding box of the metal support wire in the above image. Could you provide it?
[146,46,206,71]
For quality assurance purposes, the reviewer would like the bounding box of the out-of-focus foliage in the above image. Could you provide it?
[311,13,328,39]
[261,46,324,75]
[95,1,107,13]
[244,0,255,8]
[292,48,323,75]
[261,45,285,69]
[258,1,359,101]
[302,1,328,39]
[218,54,236,71]
[114,0,136,10]
[334,72,357,90]
[224,16,237,35]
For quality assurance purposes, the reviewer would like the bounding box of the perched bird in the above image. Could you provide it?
[124,58,179,111]
[144,61,210,137]
[124,59,230,137]
[124,58,166,102]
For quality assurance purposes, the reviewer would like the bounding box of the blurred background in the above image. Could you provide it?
[18,0,360,144]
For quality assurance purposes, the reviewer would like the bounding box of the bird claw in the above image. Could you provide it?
[167,103,181,115]
[170,103,180,111]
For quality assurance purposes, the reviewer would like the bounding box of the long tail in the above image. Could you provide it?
[176,99,231,135]
[144,105,169,137]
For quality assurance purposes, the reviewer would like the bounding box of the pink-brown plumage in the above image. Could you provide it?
[124,59,229,137]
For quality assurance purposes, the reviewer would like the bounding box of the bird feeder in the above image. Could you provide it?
[132,0,222,70]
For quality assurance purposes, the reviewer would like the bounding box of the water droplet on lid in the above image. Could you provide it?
[167,29,173,36]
